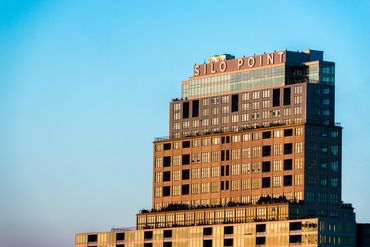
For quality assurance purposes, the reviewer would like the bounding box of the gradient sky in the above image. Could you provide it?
[0,1,369,246]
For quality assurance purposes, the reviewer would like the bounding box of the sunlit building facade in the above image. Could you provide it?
[75,49,360,246]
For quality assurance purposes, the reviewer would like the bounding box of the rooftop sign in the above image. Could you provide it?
[193,51,286,77]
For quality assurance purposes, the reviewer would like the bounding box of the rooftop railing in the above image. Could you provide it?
[111,226,136,232]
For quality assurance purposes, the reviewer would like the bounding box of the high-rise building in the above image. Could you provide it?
[75,49,360,247]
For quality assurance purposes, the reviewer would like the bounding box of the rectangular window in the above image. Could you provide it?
[273,176,281,187]
[203,227,212,236]
[284,159,292,170]
[163,186,170,196]
[182,169,190,180]
[262,177,270,188]
[172,170,181,181]
[182,154,190,165]
[181,184,189,195]
[283,87,291,105]
[173,103,180,111]
[273,88,280,107]
[262,146,271,157]
[87,234,97,243]
[163,156,171,167]
[294,174,303,186]
[263,131,271,139]
[273,160,282,171]
[284,129,293,136]
[163,143,171,150]
[192,100,199,117]
[283,175,292,186]
[224,239,233,247]
[284,143,293,154]
[182,102,189,118]
[144,231,153,240]
[232,94,239,112]
[163,171,171,182]
[262,161,270,172]
[172,185,181,196]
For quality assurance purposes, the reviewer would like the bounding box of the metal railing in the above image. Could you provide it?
[111,226,136,232]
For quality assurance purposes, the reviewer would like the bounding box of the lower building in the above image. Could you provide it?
[75,216,356,247]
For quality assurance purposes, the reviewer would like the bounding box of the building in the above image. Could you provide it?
[75,49,359,247]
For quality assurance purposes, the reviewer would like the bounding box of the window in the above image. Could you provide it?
[295,142,303,153]
[163,171,171,182]
[294,174,303,186]
[87,234,97,242]
[163,242,172,247]
[201,167,209,178]
[172,170,180,181]
[221,95,229,103]
[221,106,229,114]
[262,177,271,188]
[284,129,293,136]
[154,187,161,197]
[182,154,190,165]
[203,227,212,236]
[284,159,292,170]
[173,103,180,111]
[273,176,281,187]
[273,160,282,171]
[231,180,239,191]
[182,102,189,118]
[283,87,291,105]
[181,184,189,195]
[182,170,190,180]
[163,156,171,167]
[262,161,270,172]
[191,183,199,194]
[263,131,271,139]
[232,94,239,112]
[163,143,171,150]
[273,144,282,155]
[163,186,170,196]
[273,88,280,107]
[224,239,233,247]
[284,175,292,186]
[192,100,199,117]
[256,224,266,232]
[116,233,125,241]
[262,89,270,98]
[172,185,181,196]
[289,222,302,231]
[155,172,162,183]
[144,231,153,240]
[203,240,212,247]
[262,146,271,157]
[274,130,283,138]
[289,235,302,244]
[256,237,266,245]
[182,141,190,148]
[284,143,293,154]
[201,183,209,193]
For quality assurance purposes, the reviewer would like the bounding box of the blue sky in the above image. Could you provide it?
[0,1,369,246]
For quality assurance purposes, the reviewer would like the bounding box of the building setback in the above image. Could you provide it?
[75,49,364,247]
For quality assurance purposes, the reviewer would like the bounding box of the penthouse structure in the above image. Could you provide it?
[76,49,359,247]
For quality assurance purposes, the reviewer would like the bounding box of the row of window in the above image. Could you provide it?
[155,175,298,197]
[173,95,304,120]
[155,159,303,183]
[173,107,304,129]
[156,129,303,151]
[154,192,303,209]
[155,143,301,168]
[175,85,304,110]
